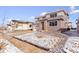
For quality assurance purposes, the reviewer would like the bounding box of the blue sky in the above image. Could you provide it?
[0,6,79,27]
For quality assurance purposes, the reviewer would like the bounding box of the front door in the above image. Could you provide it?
[41,22,44,30]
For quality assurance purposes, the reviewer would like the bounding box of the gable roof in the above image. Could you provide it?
[35,10,68,19]
[12,20,33,24]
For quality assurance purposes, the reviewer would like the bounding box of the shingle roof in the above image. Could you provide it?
[12,20,33,24]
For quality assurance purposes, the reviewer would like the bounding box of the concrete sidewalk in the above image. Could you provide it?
[0,33,23,53]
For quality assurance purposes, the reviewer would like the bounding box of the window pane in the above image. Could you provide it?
[52,22,54,26]
[55,21,57,26]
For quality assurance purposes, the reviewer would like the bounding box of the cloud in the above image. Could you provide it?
[40,12,48,16]
[29,16,35,19]
[28,16,35,20]
[6,17,21,24]
[27,16,35,22]
[70,6,79,14]
[8,18,14,21]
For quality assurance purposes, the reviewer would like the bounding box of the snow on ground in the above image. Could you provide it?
[63,37,79,53]
[15,32,60,49]
[0,39,23,53]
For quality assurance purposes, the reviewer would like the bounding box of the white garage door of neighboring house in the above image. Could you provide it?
[15,26,23,30]
[23,24,32,30]
[15,24,32,30]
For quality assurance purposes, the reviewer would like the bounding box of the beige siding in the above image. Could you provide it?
[57,12,65,16]
[47,20,62,31]
[36,10,70,32]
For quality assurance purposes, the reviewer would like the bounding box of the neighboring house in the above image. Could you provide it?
[68,22,72,29]
[7,20,33,32]
[76,18,79,33]
[35,10,70,32]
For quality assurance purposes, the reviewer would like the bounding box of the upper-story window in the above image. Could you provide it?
[50,13,57,18]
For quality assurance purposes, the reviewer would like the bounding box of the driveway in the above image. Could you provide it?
[63,30,79,53]
[63,30,79,37]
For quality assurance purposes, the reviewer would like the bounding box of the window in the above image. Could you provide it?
[55,21,57,26]
[50,13,57,18]
[49,22,54,26]
[49,20,57,26]
[54,13,57,17]
[29,25,32,27]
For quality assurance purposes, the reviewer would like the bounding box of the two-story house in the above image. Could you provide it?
[35,10,71,32]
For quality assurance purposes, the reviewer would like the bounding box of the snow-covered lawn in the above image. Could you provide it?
[0,39,23,53]
[15,32,61,49]
[63,37,79,53]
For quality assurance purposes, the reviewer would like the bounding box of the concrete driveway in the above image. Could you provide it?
[63,30,79,37]
[63,30,79,53]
